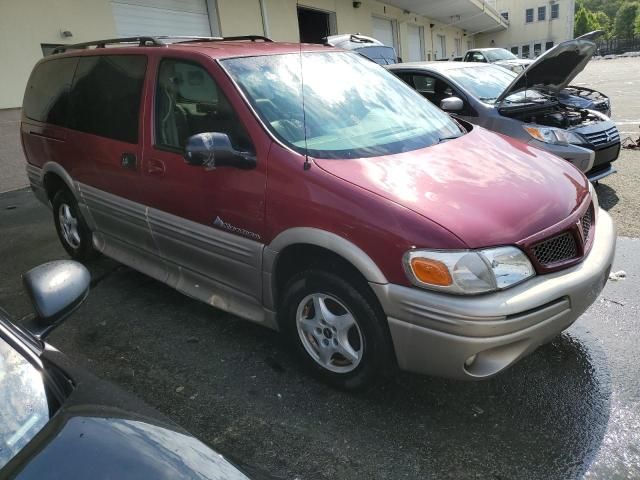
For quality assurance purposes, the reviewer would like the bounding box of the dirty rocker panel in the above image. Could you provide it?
[77,183,273,328]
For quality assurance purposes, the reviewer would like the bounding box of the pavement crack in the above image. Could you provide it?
[602,297,625,307]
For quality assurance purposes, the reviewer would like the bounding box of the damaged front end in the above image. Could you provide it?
[559,86,611,117]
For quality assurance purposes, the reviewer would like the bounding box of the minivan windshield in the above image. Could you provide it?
[222,52,463,159]
[446,65,548,104]
[485,49,518,62]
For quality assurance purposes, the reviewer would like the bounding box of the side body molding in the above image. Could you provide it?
[262,227,389,311]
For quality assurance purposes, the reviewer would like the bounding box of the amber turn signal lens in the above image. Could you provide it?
[410,258,453,286]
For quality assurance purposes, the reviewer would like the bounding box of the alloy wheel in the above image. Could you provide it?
[296,293,364,373]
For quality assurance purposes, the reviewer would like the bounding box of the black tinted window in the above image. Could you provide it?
[68,55,147,143]
[23,58,77,125]
[155,59,253,152]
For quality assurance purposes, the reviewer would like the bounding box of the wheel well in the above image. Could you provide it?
[273,244,375,309]
[43,172,69,201]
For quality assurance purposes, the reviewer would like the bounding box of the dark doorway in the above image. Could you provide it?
[297,7,333,44]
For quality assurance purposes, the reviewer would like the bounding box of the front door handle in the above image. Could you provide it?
[121,152,137,170]
[147,159,165,175]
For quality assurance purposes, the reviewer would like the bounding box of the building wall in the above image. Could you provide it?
[0,0,118,109]
[475,0,575,56]
[0,0,465,109]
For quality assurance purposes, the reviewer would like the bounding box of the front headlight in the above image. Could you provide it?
[523,125,584,146]
[404,246,535,295]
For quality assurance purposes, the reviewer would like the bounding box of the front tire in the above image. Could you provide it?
[52,189,96,261]
[281,269,396,391]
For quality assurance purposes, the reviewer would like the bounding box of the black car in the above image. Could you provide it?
[0,260,259,479]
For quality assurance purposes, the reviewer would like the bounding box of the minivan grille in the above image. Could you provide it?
[532,232,578,266]
[582,126,619,148]
[530,205,594,268]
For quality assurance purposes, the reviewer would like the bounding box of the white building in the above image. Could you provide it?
[476,0,575,57]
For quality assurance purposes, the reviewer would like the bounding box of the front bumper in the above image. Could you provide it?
[371,209,616,380]
[527,140,595,173]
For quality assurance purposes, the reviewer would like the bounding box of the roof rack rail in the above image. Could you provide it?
[52,36,164,54]
[169,35,273,44]
[51,34,274,54]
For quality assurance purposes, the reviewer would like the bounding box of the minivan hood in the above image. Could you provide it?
[314,127,589,248]
[496,35,598,103]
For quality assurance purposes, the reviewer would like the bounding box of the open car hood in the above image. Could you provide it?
[496,32,602,104]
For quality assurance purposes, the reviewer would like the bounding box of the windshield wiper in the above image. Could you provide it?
[438,134,463,143]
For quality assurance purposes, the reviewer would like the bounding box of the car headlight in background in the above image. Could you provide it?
[404,247,535,295]
[523,125,584,146]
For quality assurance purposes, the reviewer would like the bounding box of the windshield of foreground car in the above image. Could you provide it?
[446,65,548,104]
[485,49,518,62]
[222,52,463,159]
[0,336,49,468]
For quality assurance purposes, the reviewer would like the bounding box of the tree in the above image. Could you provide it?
[614,2,639,38]
[574,4,601,36]
[636,10,640,35]
[594,11,611,34]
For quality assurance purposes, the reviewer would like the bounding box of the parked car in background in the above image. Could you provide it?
[324,33,398,64]
[22,36,615,390]
[0,260,258,479]
[390,36,620,181]
[463,48,533,72]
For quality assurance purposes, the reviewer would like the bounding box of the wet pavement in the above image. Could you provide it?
[0,188,638,479]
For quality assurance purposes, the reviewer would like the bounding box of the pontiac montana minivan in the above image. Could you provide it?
[22,36,616,390]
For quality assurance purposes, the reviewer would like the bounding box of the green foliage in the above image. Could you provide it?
[577,0,624,22]
[574,5,597,37]
[574,3,611,37]
[614,2,639,38]
[636,9,640,35]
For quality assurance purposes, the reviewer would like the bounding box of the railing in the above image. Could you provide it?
[595,36,640,56]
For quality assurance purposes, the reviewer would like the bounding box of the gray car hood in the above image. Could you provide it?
[496,35,598,104]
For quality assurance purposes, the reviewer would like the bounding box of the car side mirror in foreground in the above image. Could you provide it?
[440,96,464,113]
[184,132,256,170]
[22,260,90,340]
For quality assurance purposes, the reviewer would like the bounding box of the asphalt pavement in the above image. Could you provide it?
[1,188,638,479]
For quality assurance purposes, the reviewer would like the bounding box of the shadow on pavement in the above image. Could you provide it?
[595,182,619,211]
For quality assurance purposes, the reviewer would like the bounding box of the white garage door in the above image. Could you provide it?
[111,0,215,38]
[407,24,423,62]
[372,16,398,52]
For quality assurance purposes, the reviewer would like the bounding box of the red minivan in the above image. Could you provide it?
[22,36,616,390]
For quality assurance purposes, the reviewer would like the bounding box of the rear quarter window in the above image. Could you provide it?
[22,58,77,125]
[68,55,147,143]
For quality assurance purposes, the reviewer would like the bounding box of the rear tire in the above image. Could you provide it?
[280,269,396,391]
[52,189,96,261]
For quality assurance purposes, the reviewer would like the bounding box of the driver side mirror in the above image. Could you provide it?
[184,132,256,170]
[21,261,90,340]
[440,96,464,113]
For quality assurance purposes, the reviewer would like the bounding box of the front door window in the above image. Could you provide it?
[155,59,253,153]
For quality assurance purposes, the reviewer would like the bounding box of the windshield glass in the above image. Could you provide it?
[446,65,547,104]
[222,52,463,159]
[485,49,517,61]
[0,336,49,468]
